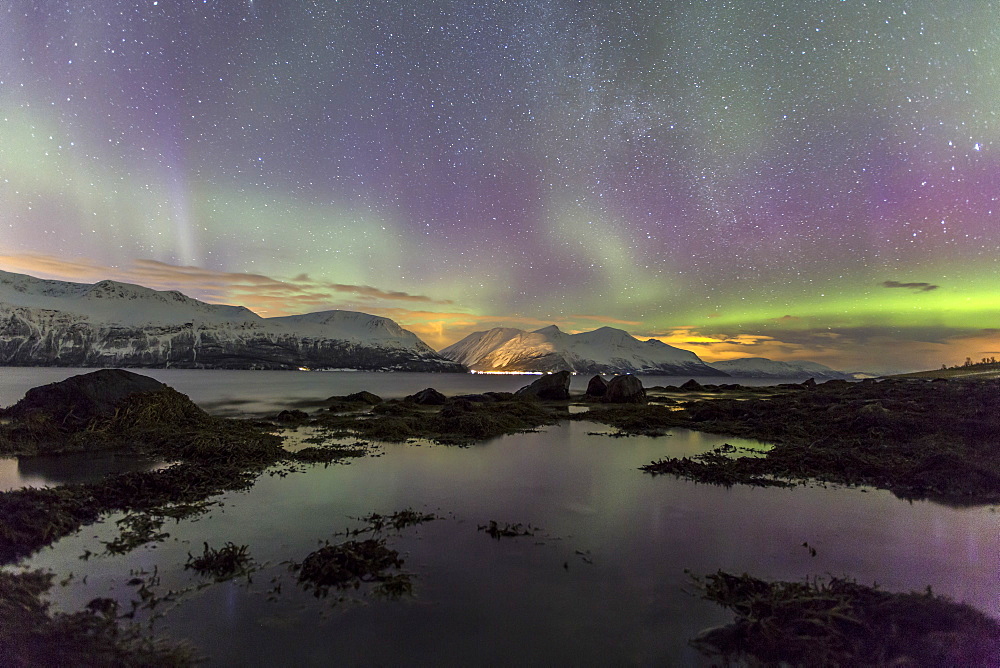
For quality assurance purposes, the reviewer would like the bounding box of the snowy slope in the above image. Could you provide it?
[440,325,724,375]
[437,327,524,366]
[709,357,852,380]
[0,270,463,371]
[0,270,257,326]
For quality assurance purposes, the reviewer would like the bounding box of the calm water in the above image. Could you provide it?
[3,369,998,665]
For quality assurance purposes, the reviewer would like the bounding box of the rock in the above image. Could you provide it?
[275,409,309,423]
[800,378,817,389]
[585,375,609,398]
[450,393,496,403]
[439,399,475,417]
[405,388,447,405]
[604,374,647,404]
[680,379,705,391]
[342,391,383,405]
[515,371,571,400]
[3,369,168,427]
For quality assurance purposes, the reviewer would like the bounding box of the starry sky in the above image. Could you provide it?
[1,0,998,373]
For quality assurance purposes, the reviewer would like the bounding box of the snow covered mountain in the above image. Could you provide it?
[709,357,853,380]
[0,270,464,371]
[439,325,725,375]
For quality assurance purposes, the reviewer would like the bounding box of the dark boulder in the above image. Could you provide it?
[275,409,309,423]
[343,391,383,405]
[439,398,476,418]
[585,375,609,398]
[515,371,571,400]
[325,391,382,405]
[2,369,168,427]
[680,379,706,392]
[405,388,447,405]
[604,374,647,404]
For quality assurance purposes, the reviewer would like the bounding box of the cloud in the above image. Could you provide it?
[0,254,454,316]
[881,280,939,292]
[648,323,1000,375]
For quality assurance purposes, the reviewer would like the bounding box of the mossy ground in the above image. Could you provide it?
[639,379,1000,504]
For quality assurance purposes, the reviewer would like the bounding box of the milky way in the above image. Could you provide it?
[1,0,998,371]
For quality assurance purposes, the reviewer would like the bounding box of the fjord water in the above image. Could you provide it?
[3,370,999,665]
[0,367,801,417]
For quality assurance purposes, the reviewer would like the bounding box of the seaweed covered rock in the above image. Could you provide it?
[515,371,571,400]
[692,570,1000,666]
[295,539,407,597]
[2,369,167,428]
[680,379,706,392]
[326,391,382,405]
[405,388,447,405]
[585,375,609,398]
[604,374,646,404]
[275,409,309,423]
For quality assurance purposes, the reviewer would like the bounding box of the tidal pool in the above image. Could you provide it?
[17,421,1000,666]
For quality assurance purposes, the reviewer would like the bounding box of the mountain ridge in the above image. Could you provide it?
[707,357,854,380]
[0,269,462,371]
[440,325,726,375]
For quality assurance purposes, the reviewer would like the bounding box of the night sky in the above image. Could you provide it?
[2,0,998,373]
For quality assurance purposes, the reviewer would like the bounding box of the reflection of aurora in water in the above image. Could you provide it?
[1,2,998,373]
[22,420,1000,665]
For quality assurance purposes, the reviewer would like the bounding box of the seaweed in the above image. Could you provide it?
[185,542,254,581]
[310,396,559,445]
[348,508,438,534]
[691,570,1000,667]
[478,520,536,539]
[572,403,685,437]
[103,514,170,555]
[289,441,372,463]
[293,539,409,598]
[644,379,1000,504]
[642,448,796,489]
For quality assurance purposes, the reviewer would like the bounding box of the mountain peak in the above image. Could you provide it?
[710,357,851,380]
[0,268,462,371]
[440,323,723,375]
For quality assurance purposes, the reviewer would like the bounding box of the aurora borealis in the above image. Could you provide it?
[1,0,998,373]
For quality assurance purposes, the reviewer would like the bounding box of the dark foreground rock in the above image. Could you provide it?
[405,387,447,405]
[0,370,286,562]
[515,371,571,400]
[327,391,382,405]
[2,369,167,427]
[604,374,646,404]
[585,375,608,398]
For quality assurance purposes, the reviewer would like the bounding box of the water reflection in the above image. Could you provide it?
[22,422,1000,667]
[0,452,167,492]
